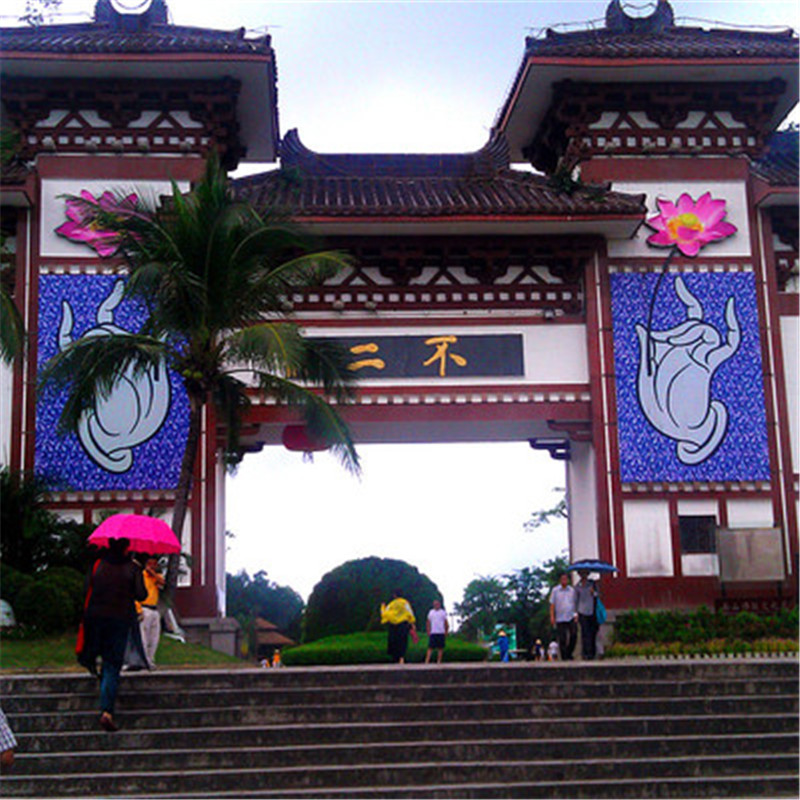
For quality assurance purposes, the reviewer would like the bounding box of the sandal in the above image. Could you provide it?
[99,713,118,732]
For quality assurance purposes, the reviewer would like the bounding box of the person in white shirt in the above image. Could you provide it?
[549,572,578,661]
[425,599,449,664]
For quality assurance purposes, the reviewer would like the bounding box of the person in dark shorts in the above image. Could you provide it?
[425,598,449,664]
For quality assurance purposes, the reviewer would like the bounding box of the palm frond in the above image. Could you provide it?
[223,321,305,374]
[259,249,354,291]
[38,333,169,433]
[289,336,359,403]
[212,372,252,469]
[224,323,357,404]
[255,372,360,476]
[0,277,25,363]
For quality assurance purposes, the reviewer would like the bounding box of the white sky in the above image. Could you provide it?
[226,443,568,607]
[6,0,798,605]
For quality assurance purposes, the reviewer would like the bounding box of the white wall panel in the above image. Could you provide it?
[681,553,719,576]
[623,499,673,577]
[0,362,13,466]
[726,498,774,528]
[780,316,799,473]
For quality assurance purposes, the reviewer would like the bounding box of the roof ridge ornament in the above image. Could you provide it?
[605,0,675,33]
[279,128,511,178]
[94,0,168,29]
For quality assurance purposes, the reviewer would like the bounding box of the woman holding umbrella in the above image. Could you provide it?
[575,570,600,660]
[78,537,147,732]
[568,559,617,662]
[78,514,180,731]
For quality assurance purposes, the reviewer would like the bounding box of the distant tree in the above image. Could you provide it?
[226,569,305,642]
[506,555,570,650]
[21,0,62,26]
[303,556,441,643]
[455,576,509,639]
[523,487,567,532]
[454,554,570,651]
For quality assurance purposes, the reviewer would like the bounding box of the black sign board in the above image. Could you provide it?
[317,334,524,379]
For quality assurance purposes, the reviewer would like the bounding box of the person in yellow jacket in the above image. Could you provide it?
[381,590,417,664]
[136,557,165,669]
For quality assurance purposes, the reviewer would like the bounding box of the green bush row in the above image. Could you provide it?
[281,631,487,666]
[613,605,798,644]
[606,637,798,658]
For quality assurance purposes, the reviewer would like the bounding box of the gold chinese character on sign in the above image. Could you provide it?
[422,335,467,377]
[348,342,386,371]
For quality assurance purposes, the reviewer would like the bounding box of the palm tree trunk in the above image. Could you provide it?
[165,392,205,598]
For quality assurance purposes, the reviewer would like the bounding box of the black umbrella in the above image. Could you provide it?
[567,559,618,573]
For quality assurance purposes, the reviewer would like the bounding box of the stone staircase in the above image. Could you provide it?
[1,658,798,798]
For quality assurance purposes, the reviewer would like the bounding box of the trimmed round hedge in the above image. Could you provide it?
[303,556,442,643]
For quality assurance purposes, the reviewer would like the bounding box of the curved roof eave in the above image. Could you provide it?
[496,57,799,163]
[0,32,279,163]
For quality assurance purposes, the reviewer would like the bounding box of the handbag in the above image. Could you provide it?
[75,559,101,656]
[595,596,607,625]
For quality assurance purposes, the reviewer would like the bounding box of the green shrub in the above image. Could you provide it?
[39,566,85,626]
[14,580,72,634]
[614,605,798,645]
[282,631,486,666]
[604,637,798,658]
[774,607,798,638]
[0,563,34,607]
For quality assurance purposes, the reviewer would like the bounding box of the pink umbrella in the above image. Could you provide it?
[88,514,181,554]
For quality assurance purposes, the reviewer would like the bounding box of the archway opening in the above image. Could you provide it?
[225,441,568,609]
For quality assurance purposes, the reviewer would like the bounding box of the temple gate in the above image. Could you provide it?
[1,0,797,634]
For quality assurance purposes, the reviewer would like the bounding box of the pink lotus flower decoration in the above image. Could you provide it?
[645,192,737,257]
[55,190,139,258]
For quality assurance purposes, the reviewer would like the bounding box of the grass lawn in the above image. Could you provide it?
[1,630,488,671]
[0,629,242,672]
[282,631,487,666]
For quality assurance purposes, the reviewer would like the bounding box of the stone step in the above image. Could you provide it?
[2,658,796,695]
[9,693,797,734]
[11,732,798,776]
[4,675,796,714]
[12,713,798,754]
[153,774,800,799]
[2,753,797,797]
[2,660,796,798]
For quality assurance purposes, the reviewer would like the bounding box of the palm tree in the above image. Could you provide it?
[40,154,360,593]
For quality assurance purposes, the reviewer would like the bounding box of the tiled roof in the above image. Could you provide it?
[0,22,272,56]
[0,0,272,58]
[524,25,799,61]
[752,129,799,186]
[233,129,646,219]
